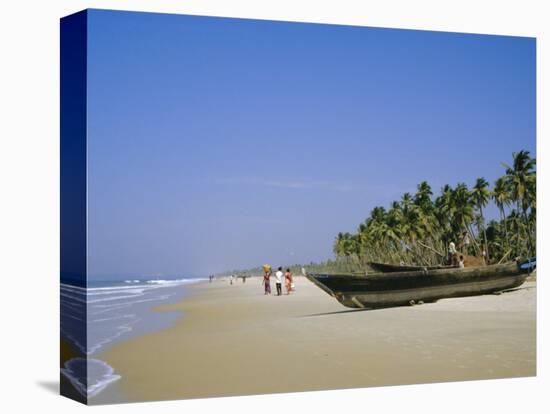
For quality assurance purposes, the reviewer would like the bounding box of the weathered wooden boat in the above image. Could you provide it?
[305,259,535,309]
[368,262,454,273]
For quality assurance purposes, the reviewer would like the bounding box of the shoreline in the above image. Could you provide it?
[83,279,210,403]
[94,276,536,404]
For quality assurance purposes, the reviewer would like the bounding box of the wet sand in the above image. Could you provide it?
[95,276,536,404]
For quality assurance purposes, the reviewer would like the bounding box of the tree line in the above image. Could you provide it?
[333,150,536,268]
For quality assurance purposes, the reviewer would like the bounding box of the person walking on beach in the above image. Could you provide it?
[285,268,293,295]
[230,274,234,285]
[275,267,283,296]
[263,264,272,295]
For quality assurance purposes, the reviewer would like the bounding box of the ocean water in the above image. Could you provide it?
[60,277,205,400]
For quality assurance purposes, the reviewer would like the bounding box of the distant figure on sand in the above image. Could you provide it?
[275,267,283,296]
[458,255,465,268]
[230,274,234,285]
[263,264,272,295]
[285,268,293,294]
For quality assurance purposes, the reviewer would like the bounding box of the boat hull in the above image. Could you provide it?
[306,262,531,309]
[368,262,454,273]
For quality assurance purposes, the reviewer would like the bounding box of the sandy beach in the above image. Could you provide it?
[95,276,536,404]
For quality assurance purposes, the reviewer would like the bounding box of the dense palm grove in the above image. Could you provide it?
[333,150,536,269]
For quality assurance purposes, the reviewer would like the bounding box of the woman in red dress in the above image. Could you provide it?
[285,268,293,294]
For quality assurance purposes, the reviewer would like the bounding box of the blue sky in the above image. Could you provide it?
[86,9,535,279]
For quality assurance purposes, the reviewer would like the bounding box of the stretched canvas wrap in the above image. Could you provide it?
[60,9,537,405]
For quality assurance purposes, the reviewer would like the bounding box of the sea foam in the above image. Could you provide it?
[61,277,205,399]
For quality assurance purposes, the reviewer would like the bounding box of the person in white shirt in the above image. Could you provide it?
[462,231,470,253]
[448,242,457,255]
[448,241,457,265]
[275,267,283,296]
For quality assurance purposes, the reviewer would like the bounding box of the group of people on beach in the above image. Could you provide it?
[262,265,294,296]
[228,274,248,284]
[448,238,486,268]
[447,242,465,268]
[211,265,294,294]
[447,231,488,268]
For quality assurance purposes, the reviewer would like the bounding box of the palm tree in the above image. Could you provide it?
[472,177,490,261]
[506,210,526,257]
[329,150,535,270]
[485,219,506,261]
[503,150,536,256]
[369,206,386,222]
[492,176,511,252]
[450,183,479,255]
[333,232,345,257]
[415,181,433,213]
[434,184,454,249]
[524,172,537,254]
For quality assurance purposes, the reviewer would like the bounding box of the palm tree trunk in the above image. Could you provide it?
[522,205,534,257]
[479,204,489,261]
[500,206,509,251]
[417,240,445,258]
[515,202,522,256]
[465,221,481,256]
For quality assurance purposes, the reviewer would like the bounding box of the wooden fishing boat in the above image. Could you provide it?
[305,259,535,309]
[368,262,454,273]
